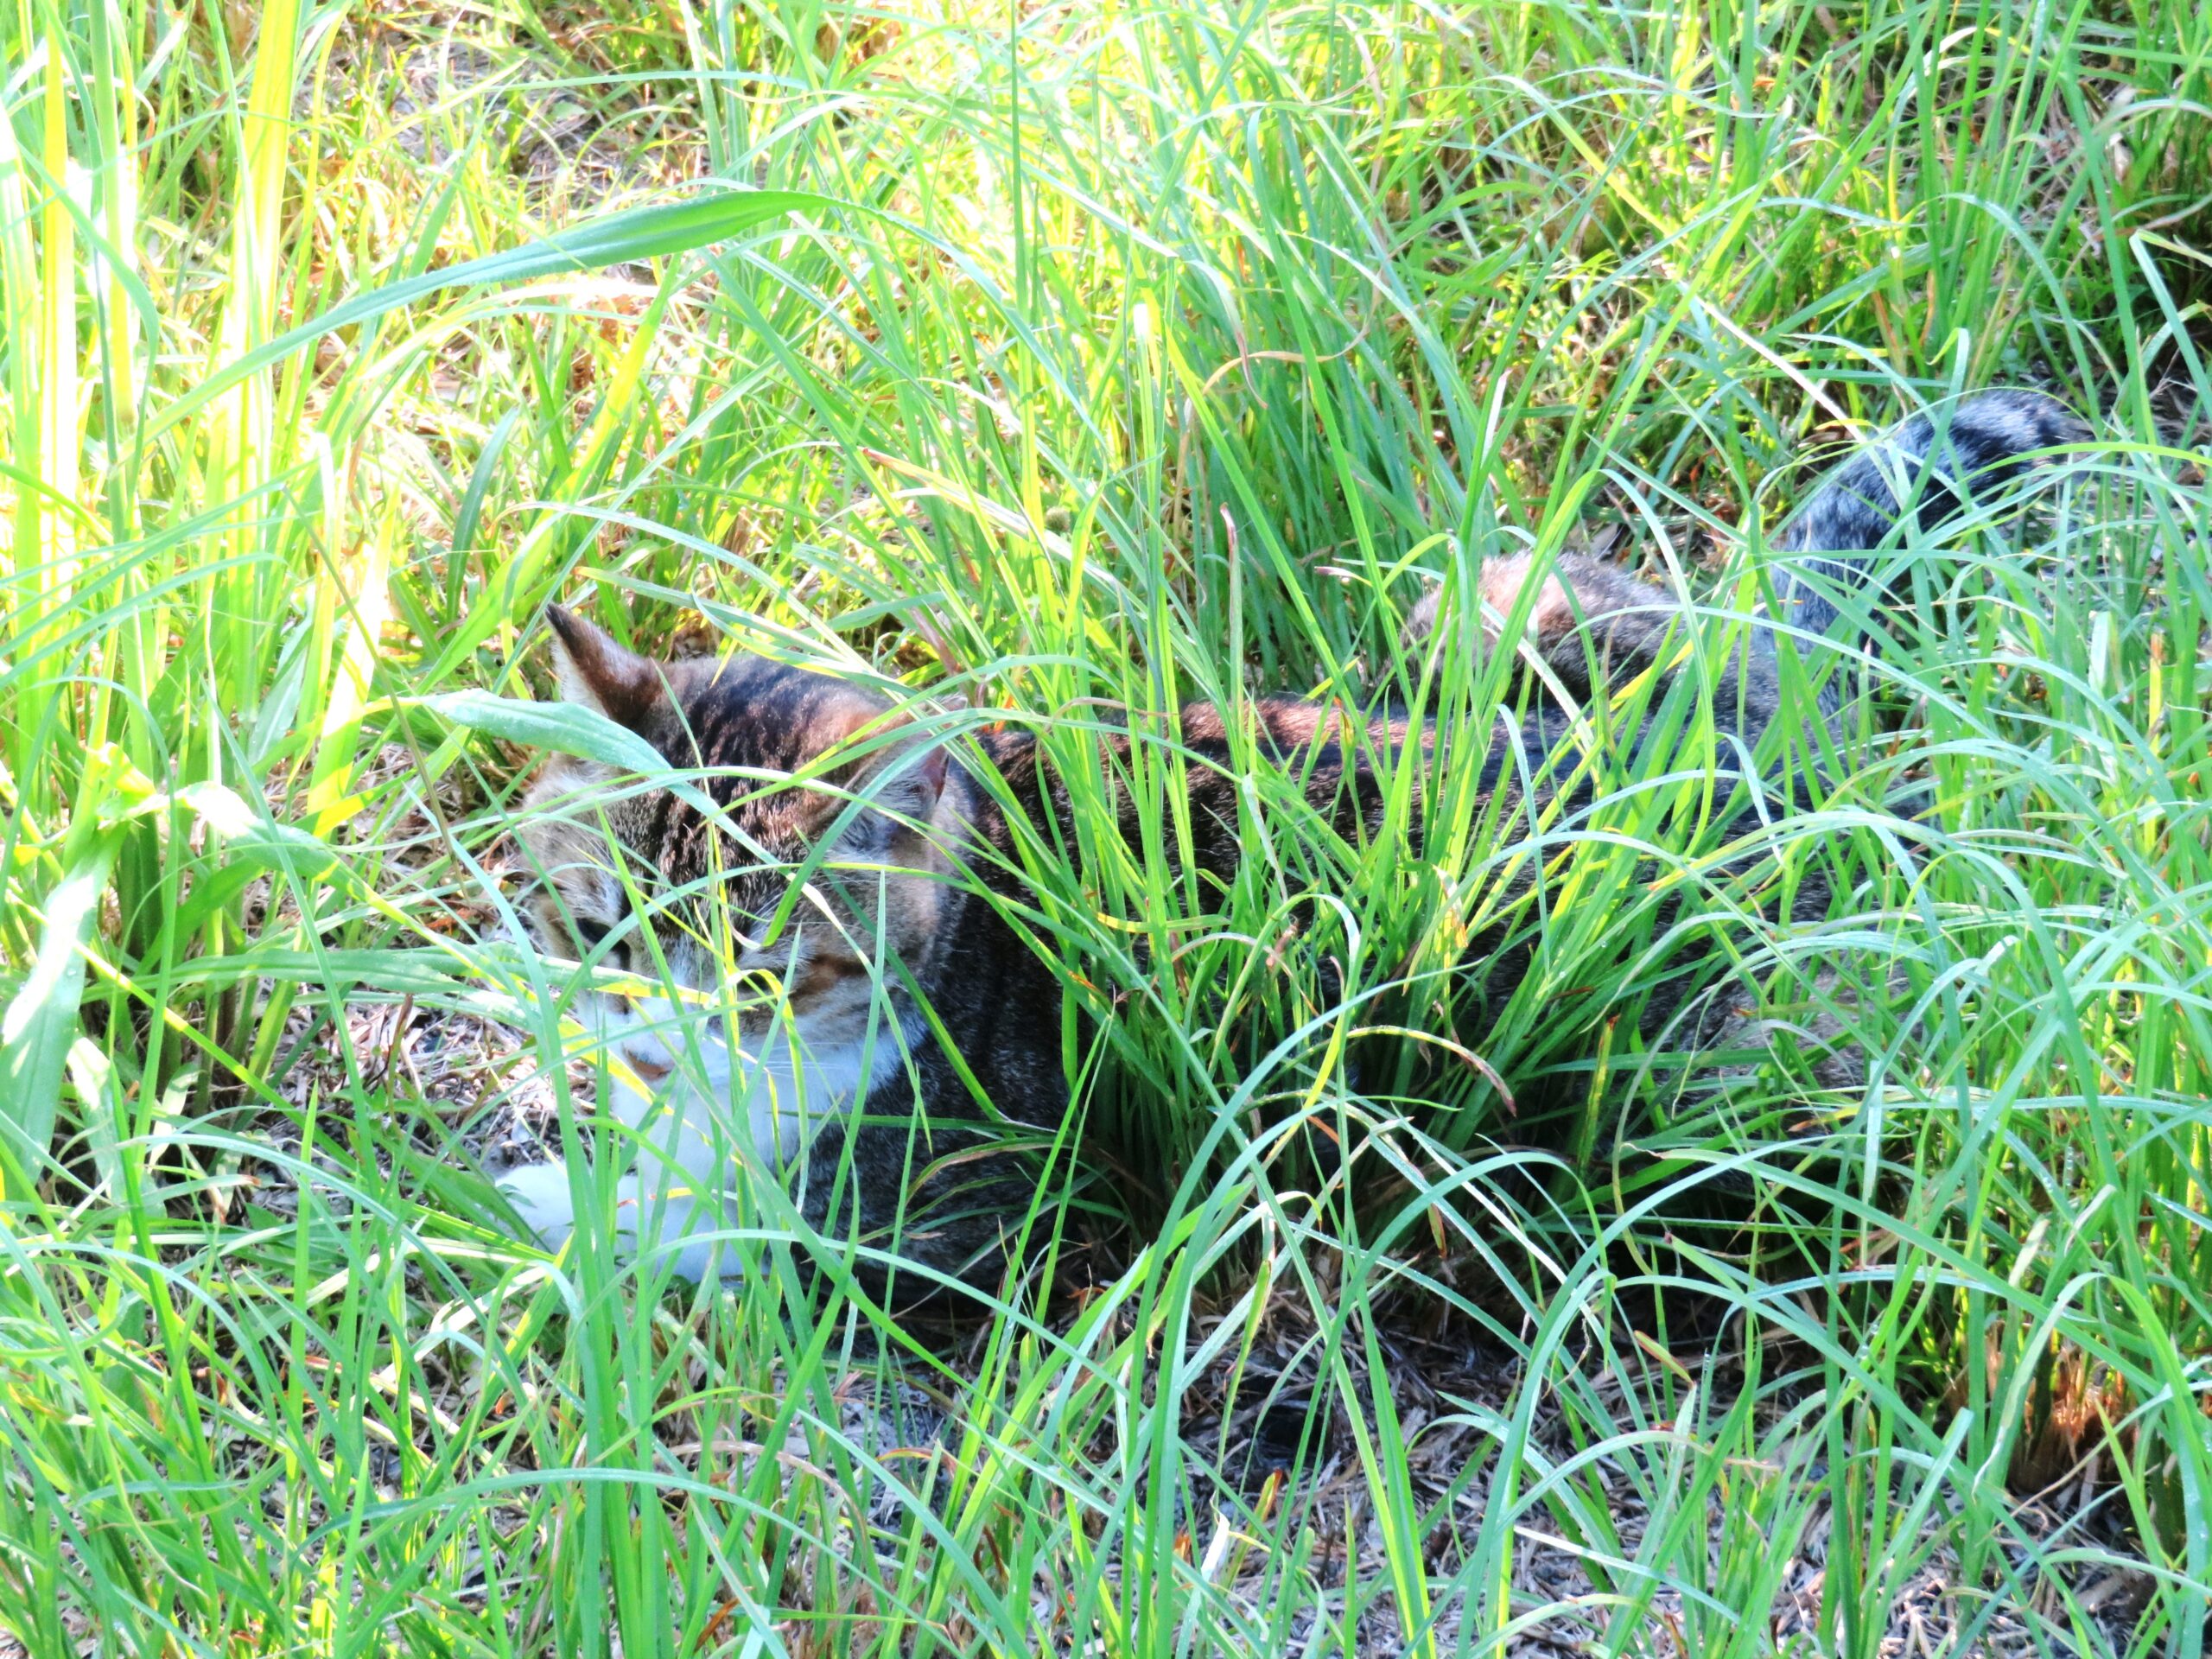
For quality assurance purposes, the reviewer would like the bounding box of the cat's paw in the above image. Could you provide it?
[497,1160,578,1249]
[497,1160,746,1285]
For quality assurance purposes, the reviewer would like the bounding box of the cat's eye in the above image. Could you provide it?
[573,915,628,969]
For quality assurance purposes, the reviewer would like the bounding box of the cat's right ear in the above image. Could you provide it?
[544,604,665,732]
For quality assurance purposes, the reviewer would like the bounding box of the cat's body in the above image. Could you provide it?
[499,390,2085,1289]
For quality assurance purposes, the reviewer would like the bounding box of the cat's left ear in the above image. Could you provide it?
[816,716,950,835]
[544,604,666,732]
[849,732,950,827]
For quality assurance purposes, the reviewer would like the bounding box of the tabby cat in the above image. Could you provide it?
[497,390,2084,1289]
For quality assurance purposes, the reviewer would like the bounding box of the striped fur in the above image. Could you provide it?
[501,391,2084,1296]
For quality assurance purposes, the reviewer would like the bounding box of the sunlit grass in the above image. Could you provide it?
[0,1,2206,1653]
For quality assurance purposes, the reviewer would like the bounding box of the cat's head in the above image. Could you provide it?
[516,605,957,1011]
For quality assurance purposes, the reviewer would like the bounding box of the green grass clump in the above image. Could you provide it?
[1,1,2207,1653]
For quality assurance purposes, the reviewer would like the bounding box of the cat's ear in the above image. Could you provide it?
[862,738,950,825]
[813,717,950,836]
[545,604,665,731]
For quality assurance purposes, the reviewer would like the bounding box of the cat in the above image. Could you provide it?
[495,389,2086,1292]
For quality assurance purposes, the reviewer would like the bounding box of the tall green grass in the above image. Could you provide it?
[0,1,2206,1653]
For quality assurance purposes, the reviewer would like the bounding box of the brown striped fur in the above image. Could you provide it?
[502,391,2086,1294]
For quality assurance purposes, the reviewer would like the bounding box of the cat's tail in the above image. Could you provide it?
[1763,387,2088,641]
[1405,389,2089,708]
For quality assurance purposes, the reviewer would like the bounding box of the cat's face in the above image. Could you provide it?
[516,607,956,1025]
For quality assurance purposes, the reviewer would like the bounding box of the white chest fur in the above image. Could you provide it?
[499,995,918,1282]
[600,994,914,1159]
